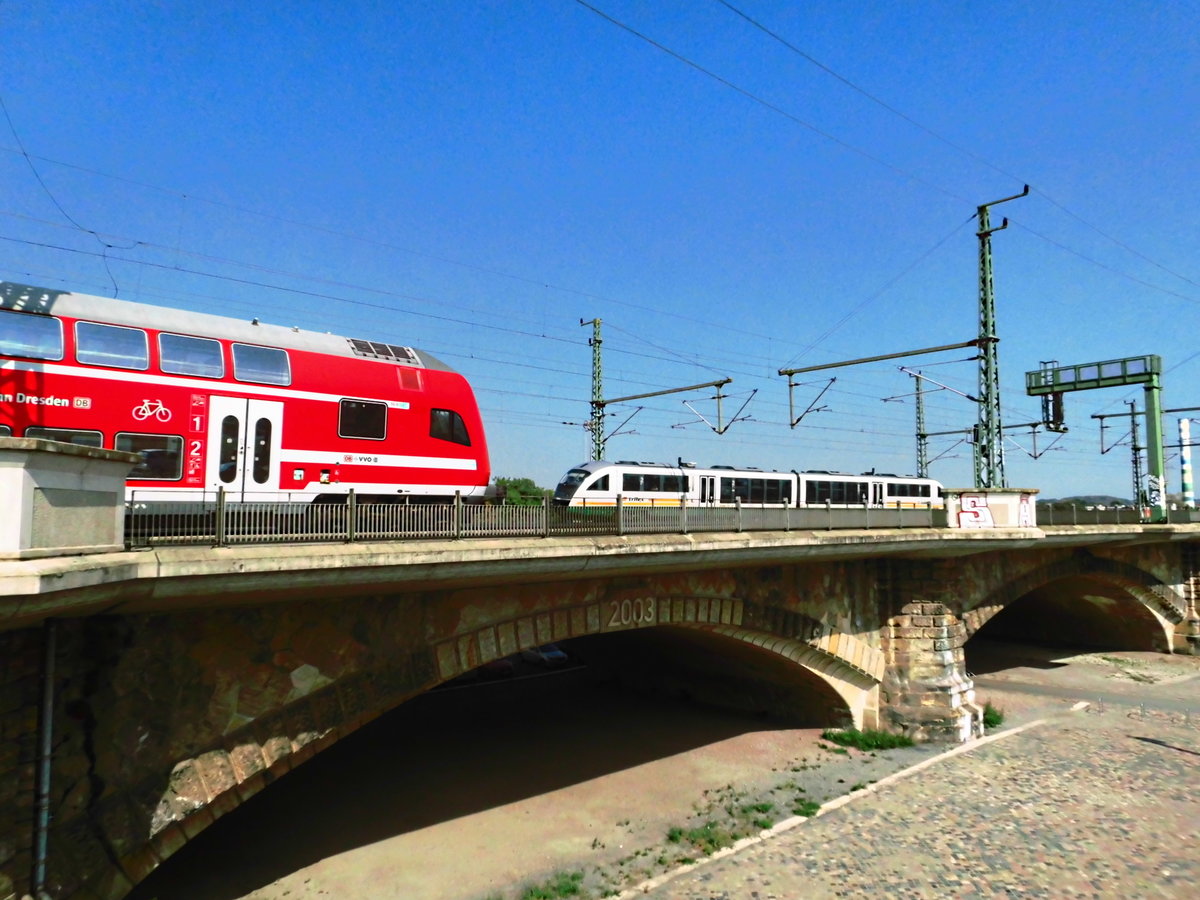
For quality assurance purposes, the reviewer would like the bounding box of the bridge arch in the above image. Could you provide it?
[431,593,883,732]
[963,555,1184,652]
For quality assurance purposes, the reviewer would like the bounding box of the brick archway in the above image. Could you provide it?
[430,593,883,731]
[963,555,1183,650]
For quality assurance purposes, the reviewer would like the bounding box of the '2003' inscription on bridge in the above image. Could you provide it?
[606,598,657,628]
[600,597,746,631]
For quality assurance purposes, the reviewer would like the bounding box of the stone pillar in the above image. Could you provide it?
[881,560,983,742]
[1183,543,1200,656]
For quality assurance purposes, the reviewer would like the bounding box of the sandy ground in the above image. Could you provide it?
[128,644,1200,900]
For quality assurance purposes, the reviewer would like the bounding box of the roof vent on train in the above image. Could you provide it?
[348,339,420,365]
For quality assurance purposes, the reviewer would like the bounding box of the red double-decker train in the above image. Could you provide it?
[0,280,491,502]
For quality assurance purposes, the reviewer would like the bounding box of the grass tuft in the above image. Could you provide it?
[665,821,736,856]
[791,798,821,817]
[820,728,914,751]
[520,870,584,900]
[982,701,1005,729]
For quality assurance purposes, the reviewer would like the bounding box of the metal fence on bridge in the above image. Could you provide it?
[1037,504,1200,526]
[124,491,947,549]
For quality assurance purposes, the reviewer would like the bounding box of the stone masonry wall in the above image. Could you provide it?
[0,627,42,900]
[2,538,1196,899]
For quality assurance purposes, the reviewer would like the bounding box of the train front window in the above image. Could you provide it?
[0,310,63,360]
[116,433,183,480]
[554,468,590,501]
[430,408,470,446]
[341,399,387,440]
[160,333,224,378]
[232,343,290,385]
[75,322,149,370]
[25,427,103,448]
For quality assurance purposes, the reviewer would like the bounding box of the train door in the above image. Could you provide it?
[206,396,284,499]
[699,475,716,504]
[870,481,886,507]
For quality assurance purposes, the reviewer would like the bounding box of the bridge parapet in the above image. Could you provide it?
[944,488,1037,529]
[0,438,138,560]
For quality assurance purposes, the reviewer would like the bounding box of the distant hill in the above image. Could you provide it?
[1038,494,1132,507]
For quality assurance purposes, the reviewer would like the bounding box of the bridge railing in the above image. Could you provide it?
[1037,504,1200,526]
[126,491,948,549]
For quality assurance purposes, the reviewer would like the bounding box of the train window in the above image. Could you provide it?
[219,415,239,483]
[115,433,183,480]
[25,427,103,448]
[585,474,609,491]
[252,418,272,483]
[0,310,63,360]
[889,483,932,498]
[232,343,290,385]
[341,399,387,440]
[808,480,869,503]
[75,322,149,370]
[765,480,782,504]
[622,472,681,492]
[160,333,224,378]
[840,481,868,503]
[430,408,470,446]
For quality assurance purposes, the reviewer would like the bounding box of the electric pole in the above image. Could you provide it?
[915,371,929,477]
[1128,400,1145,507]
[975,184,1028,489]
[582,318,604,460]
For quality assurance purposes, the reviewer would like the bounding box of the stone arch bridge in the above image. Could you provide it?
[2,525,1198,899]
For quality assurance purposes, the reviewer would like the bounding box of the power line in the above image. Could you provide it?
[571,0,966,204]
[714,0,1200,295]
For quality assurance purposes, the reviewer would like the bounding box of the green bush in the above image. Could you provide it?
[791,799,821,817]
[520,871,583,900]
[665,821,736,856]
[982,701,1005,729]
[820,728,914,750]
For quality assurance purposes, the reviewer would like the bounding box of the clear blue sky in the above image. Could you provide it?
[2,0,1197,500]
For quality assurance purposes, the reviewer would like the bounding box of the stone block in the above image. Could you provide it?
[194,750,237,800]
[205,784,241,822]
[259,734,293,770]
[120,838,166,887]
[178,804,215,841]
[233,770,267,803]
[228,741,266,784]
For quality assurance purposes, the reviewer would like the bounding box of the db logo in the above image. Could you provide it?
[73,397,91,409]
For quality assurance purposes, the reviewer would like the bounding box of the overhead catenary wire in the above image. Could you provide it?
[0,10,1188,497]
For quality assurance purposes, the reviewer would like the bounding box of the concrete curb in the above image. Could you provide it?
[615,703,1090,899]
